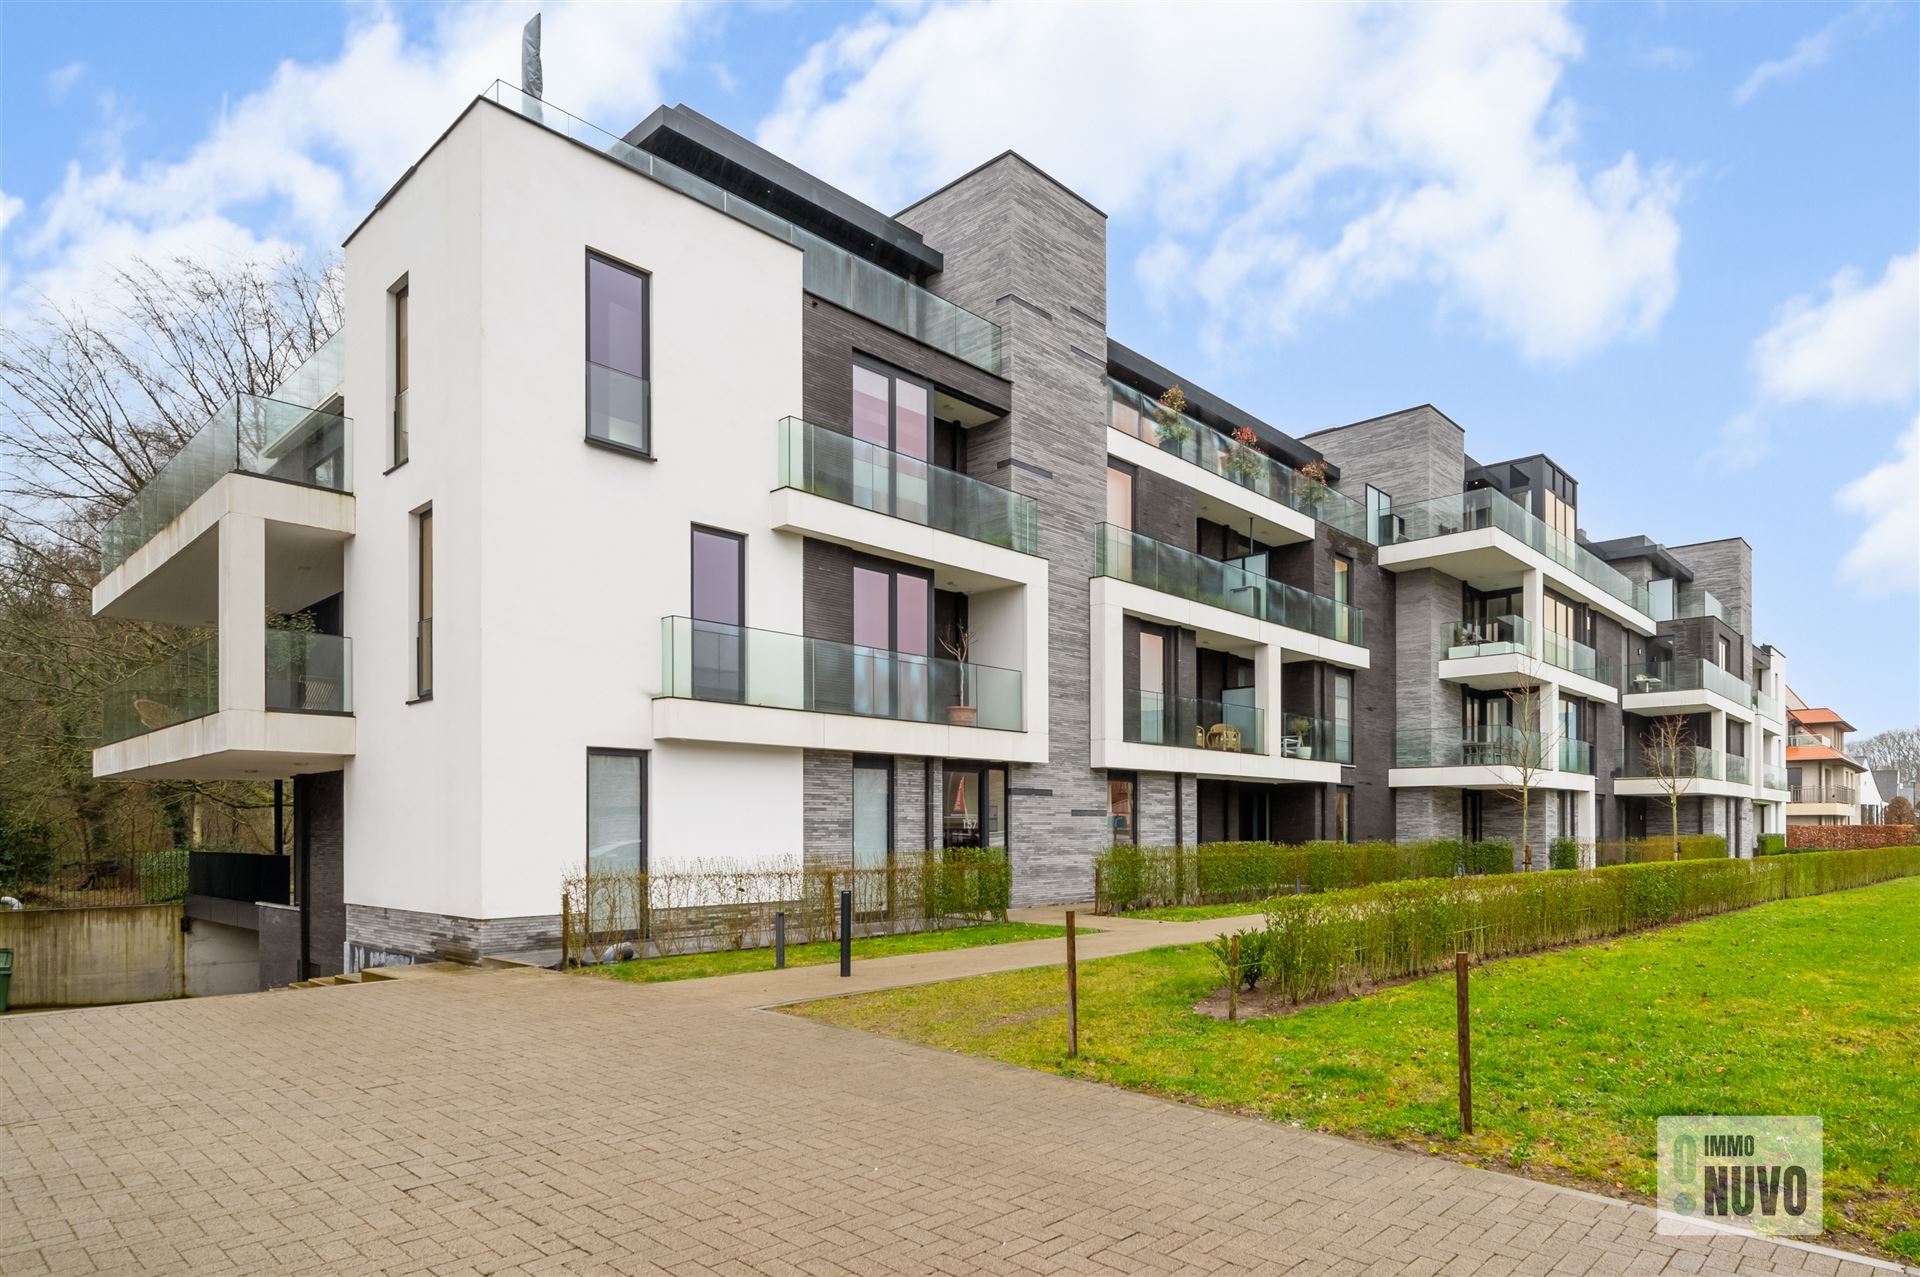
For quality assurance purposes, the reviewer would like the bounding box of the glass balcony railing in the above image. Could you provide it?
[1280,712,1351,764]
[101,632,351,745]
[659,617,1023,731]
[1542,630,1615,685]
[1647,582,1727,623]
[1616,743,1724,781]
[1724,754,1749,785]
[776,417,1038,553]
[1441,614,1529,659]
[1383,488,1652,616]
[1093,524,1365,646]
[1559,738,1594,774]
[1625,658,1750,706]
[1124,689,1266,755]
[1106,380,1368,538]
[1753,688,1782,721]
[102,639,219,745]
[1762,763,1789,791]
[1395,725,1550,769]
[482,82,1004,377]
[265,632,353,714]
[100,394,352,574]
[1789,732,1825,748]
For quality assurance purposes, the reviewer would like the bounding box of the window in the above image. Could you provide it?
[1716,636,1731,672]
[586,252,649,453]
[1332,555,1352,643]
[852,757,893,918]
[1333,786,1353,843]
[1106,461,1135,530]
[690,527,744,702]
[852,360,931,520]
[391,281,410,467]
[1107,772,1138,845]
[586,750,646,880]
[852,558,932,721]
[1365,484,1393,545]
[1463,790,1484,841]
[1332,671,1353,763]
[1137,628,1166,745]
[943,762,1006,850]
[413,508,433,700]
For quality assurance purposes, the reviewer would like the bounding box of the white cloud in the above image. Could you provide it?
[1734,9,1848,106]
[1834,416,1920,595]
[1753,249,1920,406]
[3,1,704,317]
[756,2,1679,364]
[46,61,86,99]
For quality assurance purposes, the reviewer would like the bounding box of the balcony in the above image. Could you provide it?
[775,417,1037,554]
[1762,763,1789,792]
[100,394,351,576]
[483,81,1004,377]
[1647,583,1727,623]
[1790,782,1856,806]
[1753,689,1783,723]
[1443,614,1529,660]
[1390,726,1596,789]
[653,617,1043,761]
[1106,379,1367,541]
[1542,631,1614,686]
[1612,743,1752,798]
[1125,689,1266,756]
[1559,738,1595,774]
[95,633,355,779]
[1623,658,1753,720]
[1379,488,1655,630]
[1093,524,1365,650]
[1435,615,1615,700]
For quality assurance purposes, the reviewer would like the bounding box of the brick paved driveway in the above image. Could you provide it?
[0,918,1900,1276]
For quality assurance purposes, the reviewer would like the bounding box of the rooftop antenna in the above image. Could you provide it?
[522,13,543,100]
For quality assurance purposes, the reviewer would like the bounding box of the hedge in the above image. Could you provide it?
[1785,823,1916,851]
[561,851,1011,964]
[1258,845,1920,1004]
[1592,835,1727,866]
[1094,838,1514,913]
[1756,833,1788,856]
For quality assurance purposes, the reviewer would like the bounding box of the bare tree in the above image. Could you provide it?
[1641,715,1696,859]
[1486,674,1560,870]
[0,253,341,862]
[1854,728,1920,791]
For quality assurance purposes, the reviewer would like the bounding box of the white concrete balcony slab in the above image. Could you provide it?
[652,697,1046,765]
[94,709,355,780]
[1106,428,1317,547]
[1091,738,1342,785]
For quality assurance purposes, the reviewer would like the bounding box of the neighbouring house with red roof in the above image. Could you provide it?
[1783,694,1868,825]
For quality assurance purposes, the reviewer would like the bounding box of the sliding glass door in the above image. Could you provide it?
[852,558,932,722]
[691,527,744,702]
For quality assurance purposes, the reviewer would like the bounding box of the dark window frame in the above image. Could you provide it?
[1106,770,1139,846]
[411,506,433,703]
[585,249,653,460]
[690,525,747,702]
[584,747,649,882]
[852,754,895,920]
[851,354,935,458]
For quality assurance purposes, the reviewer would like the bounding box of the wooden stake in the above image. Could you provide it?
[1065,909,1079,1059]
[560,890,572,969]
[1228,934,1241,1022]
[1456,949,1473,1135]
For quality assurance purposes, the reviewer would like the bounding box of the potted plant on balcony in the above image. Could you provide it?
[941,623,978,727]
[1154,385,1194,448]
[1226,425,1265,480]
[1294,458,1329,509]
[1288,715,1314,759]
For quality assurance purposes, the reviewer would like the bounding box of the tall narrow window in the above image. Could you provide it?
[1716,636,1731,672]
[1333,787,1354,843]
[1107,772,1138,845]
[852,757,893,918]
[1138,630,1166,745]
[690,527,744,702]
[1332,670,1353,763]
[586,750,646,881]
[392,282,410,467]
[586,253,649,453]
[1106,462,1134,529]
[414,508,433,699]
[850,361,931,521]
[1332,555,1352,643]
[942,762,1007,850]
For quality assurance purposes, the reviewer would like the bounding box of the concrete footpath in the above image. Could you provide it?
[0,906,1901,1276]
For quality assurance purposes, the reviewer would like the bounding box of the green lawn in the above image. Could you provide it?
[579,921,1078,984]
[789,877,1920,1258]
[1123,901,1277,922]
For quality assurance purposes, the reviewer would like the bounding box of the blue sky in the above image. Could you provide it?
[2,1,1915,732]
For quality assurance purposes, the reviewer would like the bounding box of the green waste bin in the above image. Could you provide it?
[0,948,12,1013]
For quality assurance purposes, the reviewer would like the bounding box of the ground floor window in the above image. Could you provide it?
[1107,772,1138,845]
[942,761,1006,850]
[1333,786,1353,842]
[1462,790,1484,841]
[852,756,893,918]
[586,749,647,877]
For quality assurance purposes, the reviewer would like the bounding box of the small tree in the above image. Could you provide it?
[1642,715,1696,859]
[1488,675,1559,870]
[1154,385,1193,446]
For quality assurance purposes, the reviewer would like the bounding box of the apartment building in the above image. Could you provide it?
[1784,696,1868,825]
[89,83,1788,980]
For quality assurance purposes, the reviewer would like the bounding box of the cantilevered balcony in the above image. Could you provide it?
[1435,615,1617,701]
[1389,725,1596,791]
[94,633,354,779]
[652,617,1043,762]
[484,81,1004,377]
[1125,689,1267,756]
[1106,379,1365,544]
[773,416,1037,554]
[1623,657,1753,722]
[1379,489,1655,632]
[1094,687,1345,783]
[1646,583,1727,623]
[1092,524,1366,657]
[1612,743,1753,799]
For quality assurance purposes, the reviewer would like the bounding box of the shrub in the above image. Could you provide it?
[1786,823,1917,851]
[1593,835,1726,866]
[138,849,190,903]
[1259,845,1920,1005]
[1887,795,1915,826]
[1549,837,1579,871]
[0,811,55,890]
[1093,838,1517,913]
[1207,927,1269,991]
[1756,833,1788,857]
